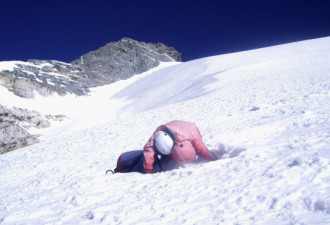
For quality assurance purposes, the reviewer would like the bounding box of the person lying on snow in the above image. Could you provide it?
[108,120,224,174]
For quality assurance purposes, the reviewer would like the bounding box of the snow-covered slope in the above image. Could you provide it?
[1,37,330,224]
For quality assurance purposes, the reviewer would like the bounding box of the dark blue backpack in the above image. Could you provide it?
[107,150,179,174]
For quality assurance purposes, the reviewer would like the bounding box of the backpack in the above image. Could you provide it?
[106,150,180,174]
[106,150,144,174]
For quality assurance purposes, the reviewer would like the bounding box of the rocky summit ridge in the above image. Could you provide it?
[0,38,181,153]
[0,38,181,98]
[71,37,181,86]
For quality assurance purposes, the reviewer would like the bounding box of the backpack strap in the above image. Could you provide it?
[106,168,118,174]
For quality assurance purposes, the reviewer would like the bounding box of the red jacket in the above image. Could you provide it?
[143,120,214,173]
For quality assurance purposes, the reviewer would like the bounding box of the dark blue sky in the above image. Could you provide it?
[1,0,329,62]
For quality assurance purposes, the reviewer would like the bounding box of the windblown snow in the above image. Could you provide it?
[1,37,330,225]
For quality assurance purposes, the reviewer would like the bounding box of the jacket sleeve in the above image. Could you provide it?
[192,129,216,161]
[143,125,167,173]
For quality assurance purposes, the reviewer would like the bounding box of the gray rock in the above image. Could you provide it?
[0,105,66,154]
[71,37,181,86]
[0,61,89,98]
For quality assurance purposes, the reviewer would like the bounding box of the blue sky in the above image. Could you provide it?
[0,0,329,62]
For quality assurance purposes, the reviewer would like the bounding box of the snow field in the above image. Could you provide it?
[0,37,330,224]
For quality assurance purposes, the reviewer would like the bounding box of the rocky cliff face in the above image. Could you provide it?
[0,105,66,154]
[71,38,181,86]
[0,38,181,153]
[0,38,181,98]
[0,60,88,98]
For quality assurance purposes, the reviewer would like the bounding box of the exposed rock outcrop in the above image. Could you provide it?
[71,38,181,86]
[0,106,66,154]
[0,60,88,98]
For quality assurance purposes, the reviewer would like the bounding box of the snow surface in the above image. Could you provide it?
[1,37,330,224]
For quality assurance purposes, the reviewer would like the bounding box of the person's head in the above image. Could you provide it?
[154,130,174,155]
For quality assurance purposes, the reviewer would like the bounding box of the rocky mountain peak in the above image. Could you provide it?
[0,38,181,98]
[71,38,181,86]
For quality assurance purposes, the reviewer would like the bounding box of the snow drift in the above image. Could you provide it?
[0,37,330,224]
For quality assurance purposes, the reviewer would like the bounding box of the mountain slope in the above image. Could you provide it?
[0,37,329,224]
[0,38,181,153]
